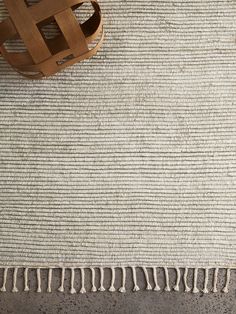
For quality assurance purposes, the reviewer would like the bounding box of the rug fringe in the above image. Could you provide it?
[70,268,76,294]
[47,268,52,293]
[24,268,29,292]
[173,267,181,292]
[0,267,233,294]
[212,268,219,293]
[119,267,126,293]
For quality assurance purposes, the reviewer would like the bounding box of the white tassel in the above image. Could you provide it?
[58,268,65,292]
[90,267,97,292]
[142,267,152,290]
[12,268,18,293]
[109,267,116,292]
[70,268,76,294]
[202,268,209,294]
[183,268,190,292]
[119,267,126,293]
[173,268,180,292]
[1,268,8,292]
[192,268,199,293]
[47,268,52,293]
[132,267,140,292]
[24,268,30,292]
[80,268,86,294]
[212,268,219,293]
[36,269,41,293]
[164,267,170,292]
[2,265,231,295]
[98,267,105,292]
[152,267,160,291]
[222,269,230,293]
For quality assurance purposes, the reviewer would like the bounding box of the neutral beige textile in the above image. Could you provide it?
[0,0,236,271]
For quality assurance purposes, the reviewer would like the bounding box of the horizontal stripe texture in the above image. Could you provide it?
[0,0,236,267]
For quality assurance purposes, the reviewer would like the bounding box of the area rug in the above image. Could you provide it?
[0,0,236,294]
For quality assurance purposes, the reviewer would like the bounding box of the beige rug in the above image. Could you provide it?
[0,0,236,293]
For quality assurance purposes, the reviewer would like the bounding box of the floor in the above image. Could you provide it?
[0,268,235,314]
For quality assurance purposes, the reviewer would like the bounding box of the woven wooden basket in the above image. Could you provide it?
[0,0,104,79]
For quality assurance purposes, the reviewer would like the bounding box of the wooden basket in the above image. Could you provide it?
[0,0,104,79]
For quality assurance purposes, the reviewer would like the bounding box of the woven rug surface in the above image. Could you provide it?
[0,0,236,293]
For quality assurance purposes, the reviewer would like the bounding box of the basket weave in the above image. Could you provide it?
[0,0,103,79]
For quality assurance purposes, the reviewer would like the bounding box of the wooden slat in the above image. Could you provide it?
[55,8,88,57]
[29,0,83,23]
[0,18,17,46]
[3,0,51,63]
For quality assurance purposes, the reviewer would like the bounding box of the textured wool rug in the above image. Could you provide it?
[0,0,236,294]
